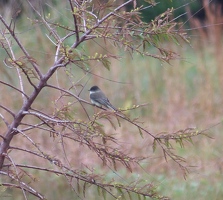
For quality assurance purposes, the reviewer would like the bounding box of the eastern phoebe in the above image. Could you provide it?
[89,86,117,111]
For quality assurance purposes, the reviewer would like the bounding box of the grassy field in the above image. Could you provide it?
[1,40,223,199]
[1,2,223,200]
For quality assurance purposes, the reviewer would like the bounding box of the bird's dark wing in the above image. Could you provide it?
[94,97,116,110]
[99,98,117,110]
[90,91,117,110]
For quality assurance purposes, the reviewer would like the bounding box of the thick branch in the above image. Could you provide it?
[68,0,80,42]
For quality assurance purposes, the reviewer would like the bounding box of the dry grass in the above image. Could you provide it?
[1,39,223,199]
[1,2,223,199]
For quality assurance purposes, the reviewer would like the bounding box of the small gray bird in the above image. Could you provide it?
[89,86,117,111]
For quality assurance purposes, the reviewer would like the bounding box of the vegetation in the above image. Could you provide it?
[133,0,201,22]
[0,0,223,199]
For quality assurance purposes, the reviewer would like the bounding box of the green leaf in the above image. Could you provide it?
[83,182,88,197]
[138,127,144,138]
[102,188,107,200]
[164,139,170,148]
[77,179,80,193]
[97,186,101,196]
[185,137,194,145]
[116,116,121,127]
[176,138,184,148]
[127,191,133,200]
[101,57,111,70]
[169,34,180,45]
[152,139,156,152]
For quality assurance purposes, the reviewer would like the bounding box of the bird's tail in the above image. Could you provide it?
[107,102,117,111]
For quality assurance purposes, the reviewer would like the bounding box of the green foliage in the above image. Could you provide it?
[134,0,202,22]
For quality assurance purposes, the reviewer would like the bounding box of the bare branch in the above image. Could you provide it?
[68,0,80,42]
[0,80,29,99]
[0,104,15,118]
[0,171,45,199]
[0,14,43,79]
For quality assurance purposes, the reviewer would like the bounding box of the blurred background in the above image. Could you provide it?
[0,0,223,199]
